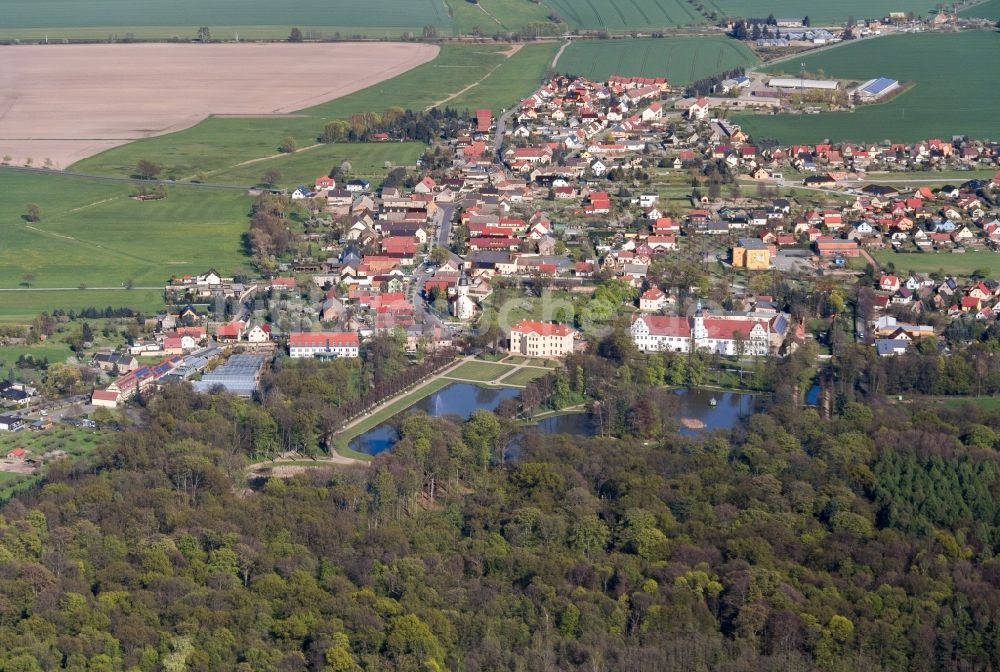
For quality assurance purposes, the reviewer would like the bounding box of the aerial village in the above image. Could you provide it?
[2,69,1000,425]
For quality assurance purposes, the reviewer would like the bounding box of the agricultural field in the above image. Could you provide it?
[0,170,248,293]
[544,0,705,29]
[0,0,449,33]
[871,249,1000,277]
[557,37,758,85]
[0,42,437,168]
[702,0,944,24]
[736,31,1000,143]
[445,0,556,35]
[959,0,1000,18]
[206,142,426,189]
[72,44,521,178]
[443,43,560,113]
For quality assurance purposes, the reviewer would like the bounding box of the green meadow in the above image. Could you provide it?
[557,37,758,85]
[870,250,1000,277]
[736,31,1000,144]
[0,170,248,292]
[444,42,560,113]
[207,142,427,189]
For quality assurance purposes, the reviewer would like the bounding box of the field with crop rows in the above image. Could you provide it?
[445,0,555,35]
[959,0,1000,18]
[544,0,705,30]
[557,37,758,85]
[0,0,449,30]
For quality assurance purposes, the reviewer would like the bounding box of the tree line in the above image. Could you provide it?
[320,107,474,146]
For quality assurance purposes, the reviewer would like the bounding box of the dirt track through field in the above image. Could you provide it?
[0,42,439,167]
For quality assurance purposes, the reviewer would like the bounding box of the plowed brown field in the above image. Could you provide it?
[0,42,438,167]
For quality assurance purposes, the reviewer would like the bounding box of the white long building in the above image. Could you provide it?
[631,310,790,356]
[288,332,360,359]
[768,78,839,91]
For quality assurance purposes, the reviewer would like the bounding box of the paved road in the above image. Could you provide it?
[407,202,456,330]
[410,264,443,330]
[493,107,516,164]
[436,203,456,248]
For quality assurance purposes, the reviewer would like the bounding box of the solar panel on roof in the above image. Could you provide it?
[862,78,897,95]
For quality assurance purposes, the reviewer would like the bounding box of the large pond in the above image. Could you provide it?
[348,383,759,455]
[349,383,520,455]
[675,388,760,436]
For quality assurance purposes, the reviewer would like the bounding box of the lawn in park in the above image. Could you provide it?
[736,31,1000,144]
[446,360,518,382]
[0,170,248,292]
[871,249,1000,277]
[498,366,550,386]
[557,37,758,85]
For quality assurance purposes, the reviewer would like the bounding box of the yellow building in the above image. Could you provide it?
[732,239,771,270]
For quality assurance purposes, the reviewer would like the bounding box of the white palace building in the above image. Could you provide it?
[631,306,790,356]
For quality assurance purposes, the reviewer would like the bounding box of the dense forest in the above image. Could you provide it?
[1,326,1000,671]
